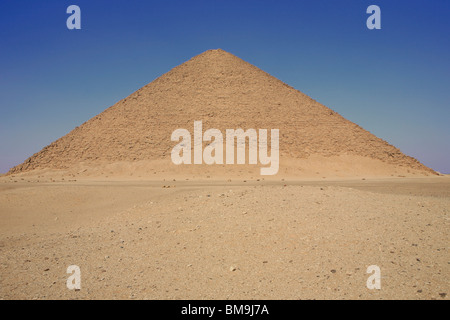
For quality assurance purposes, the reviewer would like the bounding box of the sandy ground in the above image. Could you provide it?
[0,176,449,300]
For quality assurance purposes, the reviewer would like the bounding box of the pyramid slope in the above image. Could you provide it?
[8,49,435,177]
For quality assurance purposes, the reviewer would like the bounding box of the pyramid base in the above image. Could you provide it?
[1,155,435,182]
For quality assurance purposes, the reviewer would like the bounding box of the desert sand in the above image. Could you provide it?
[0,176,448,300]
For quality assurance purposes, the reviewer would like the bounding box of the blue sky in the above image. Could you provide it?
[0,0,449,173]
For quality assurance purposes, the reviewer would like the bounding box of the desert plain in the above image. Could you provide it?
[0,174,449,300]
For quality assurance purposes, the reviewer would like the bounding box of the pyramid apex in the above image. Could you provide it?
[188,49,243,65]
[207,48,226,52]
[197,48,232,56]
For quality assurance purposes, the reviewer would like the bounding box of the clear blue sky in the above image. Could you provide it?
[1,0,449,173]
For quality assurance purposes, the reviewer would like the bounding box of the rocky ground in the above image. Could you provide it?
[0,177,448,300]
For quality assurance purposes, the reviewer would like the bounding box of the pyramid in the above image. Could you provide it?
[7,49,435,178]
